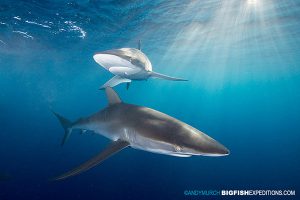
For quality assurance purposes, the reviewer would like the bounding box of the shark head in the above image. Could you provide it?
[171,125,230,157]
[93,48,152,72]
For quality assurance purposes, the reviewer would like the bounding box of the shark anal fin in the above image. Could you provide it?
[100,75,131,89]
[53,140,129,181]
[150,71,187,81]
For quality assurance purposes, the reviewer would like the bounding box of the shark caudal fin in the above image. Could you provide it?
[150,71,187,81]
[52,111,72,146]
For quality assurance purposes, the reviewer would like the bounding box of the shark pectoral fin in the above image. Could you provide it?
[100,75,131,89]
[52,140,129,181]
[150,71,188,81]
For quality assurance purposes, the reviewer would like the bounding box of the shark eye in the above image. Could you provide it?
[174,145,182,152]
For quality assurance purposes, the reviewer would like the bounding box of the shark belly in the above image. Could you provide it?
[93,51,152,81]
[83,123,122,141]
[116,128,190,157]
[94,54,146,78]
[108,67,149,80]
[80,120,180,157]
[94,54,135,70]
[109,66,140,76]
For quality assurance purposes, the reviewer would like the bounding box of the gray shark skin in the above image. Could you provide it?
[52,88,229,180]
[93,42,187,89]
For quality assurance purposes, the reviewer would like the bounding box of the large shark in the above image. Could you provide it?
[52,87,229,180]
[93,41,187,89]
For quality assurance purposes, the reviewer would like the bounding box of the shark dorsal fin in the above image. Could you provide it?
[105,87,122,105]
[138,40,141,51]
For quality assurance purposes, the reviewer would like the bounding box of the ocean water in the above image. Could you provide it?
[0,0,300,199]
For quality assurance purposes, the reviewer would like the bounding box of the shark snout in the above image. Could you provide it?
[200,137,230,156]
[180,131,230,156]
[210,142,230,156]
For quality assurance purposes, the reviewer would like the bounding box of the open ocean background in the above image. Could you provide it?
[0,0,300,199]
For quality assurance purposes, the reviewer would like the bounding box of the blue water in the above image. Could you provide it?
[1,0,300,199]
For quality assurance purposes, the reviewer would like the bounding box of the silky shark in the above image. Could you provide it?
[52,87,229,180]
[93,41,187,89]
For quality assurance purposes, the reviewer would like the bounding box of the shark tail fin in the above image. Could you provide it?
[52,111,72,146]
[150,71,188,81]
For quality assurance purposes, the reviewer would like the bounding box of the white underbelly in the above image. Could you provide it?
[118,129,191,157]
[85,125,190,157]
[93,54,149,79]
[94,54,135,70]
[109,66,141,76]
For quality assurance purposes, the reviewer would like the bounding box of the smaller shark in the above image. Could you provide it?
[52,87,229,180]
[93,41,187,89]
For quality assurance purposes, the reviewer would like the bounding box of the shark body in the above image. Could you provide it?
[93,41,187,89]
[53,88,229,180]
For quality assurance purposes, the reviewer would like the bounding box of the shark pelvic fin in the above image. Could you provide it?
[100,75,131,90]
[52,111,72,146]
[105,87,122,105]
[52,140,129,180]
[150,71,187,81]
